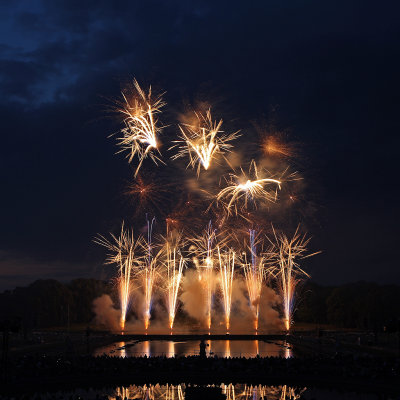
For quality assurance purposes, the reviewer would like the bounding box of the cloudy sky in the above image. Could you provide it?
[0,0,399,290]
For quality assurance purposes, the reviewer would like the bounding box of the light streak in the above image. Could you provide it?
[94,224,140,330]
[217,160,281,216]
[242,230,265,331]
[115,79,165,177]
[266,226,320,332]
[191,222,218,330]
[162,231,186,330]
[140,216,159,330]
[218,246,236,332]
[171,109,240,175]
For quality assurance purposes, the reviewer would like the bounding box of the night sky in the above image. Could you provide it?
[1,0,399,291]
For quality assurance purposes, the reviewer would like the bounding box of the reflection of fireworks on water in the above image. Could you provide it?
[242,230,265,331]
[191,222,217,330]
[217,160,281,216]
[234,384,305,400]
[162,231,186,330]
[111,384,305,400]
[115,79,165,177]
[266,226,320,331]
[94,224,139,330]
[171,109,240,175]
[218,247,236,332]
[115,384,183,400]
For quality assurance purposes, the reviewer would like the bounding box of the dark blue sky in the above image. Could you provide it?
[0,0,399,290]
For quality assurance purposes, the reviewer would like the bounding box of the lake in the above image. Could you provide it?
[16,383,386,400]
[94,339,293,358]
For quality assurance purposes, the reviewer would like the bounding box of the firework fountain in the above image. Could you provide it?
[162,231,186,330]
[95,78,319,333]
[266,226,320,332]
[243,230,265,332]
[141,217,158,330]
[192,222,217,330]
[218,247,236,332]
[94,224,138,330]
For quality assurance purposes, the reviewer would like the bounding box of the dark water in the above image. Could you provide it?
[14,384,388,400]
[93,339,293,358]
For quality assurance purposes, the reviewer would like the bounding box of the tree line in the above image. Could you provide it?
[0,279,399,331]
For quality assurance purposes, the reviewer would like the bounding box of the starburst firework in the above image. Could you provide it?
[115,79,165,176]
[217,160,281,216]
[171,109,240,175]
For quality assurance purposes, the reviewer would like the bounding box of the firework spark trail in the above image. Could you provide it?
[218,246,236,332]
[141,216,159,330]
[170,109,240,175]
[124,174,170,216]
[162,232,186,330]
[242,230,265,331]
[217,160,281,216]
[266,226,320,332]
[191,222,218,330]
[94,224,139,330]
[116,79,165,177]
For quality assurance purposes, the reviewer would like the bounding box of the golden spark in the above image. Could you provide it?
[171,109,240,175]
[115,79,165,177]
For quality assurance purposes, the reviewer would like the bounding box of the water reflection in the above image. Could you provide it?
[18,383,382,400]
[143,340,150,357]
[168,340,175,357]
[95,340,292,358]
[109,384,307,400]
[115,341,127,358]
[225,340,231,358]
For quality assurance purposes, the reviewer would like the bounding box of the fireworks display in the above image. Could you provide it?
[191,222,217,331]
[94,224,139,330]
[171,109,240,175]
[141,217,159,330]
[217,247,236,332]
[96,78,319,333]
[242,230,265,331]
[216,160,281,216]
[265,226,320,332]
[115,79,165,177]
[162,231,186,330]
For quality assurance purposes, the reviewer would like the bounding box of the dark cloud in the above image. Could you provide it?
[0,0,399,289]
